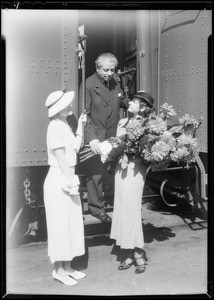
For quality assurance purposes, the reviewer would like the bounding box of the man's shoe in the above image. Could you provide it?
[93,212,111,222]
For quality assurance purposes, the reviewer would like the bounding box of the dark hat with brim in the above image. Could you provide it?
[133,91,154,107]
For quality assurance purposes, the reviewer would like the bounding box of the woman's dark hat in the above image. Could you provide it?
[133,91,154,107]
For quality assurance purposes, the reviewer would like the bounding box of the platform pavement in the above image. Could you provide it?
[4,202,208,296]
[7,191,207,250]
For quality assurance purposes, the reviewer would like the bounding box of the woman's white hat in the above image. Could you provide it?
[45,90,75,118]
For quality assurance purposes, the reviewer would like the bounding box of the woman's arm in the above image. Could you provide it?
[75,133,83,153]
[54,148,75,184]
[75,112,87,152]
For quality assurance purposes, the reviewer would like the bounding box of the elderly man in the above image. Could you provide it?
[79,53,128,222]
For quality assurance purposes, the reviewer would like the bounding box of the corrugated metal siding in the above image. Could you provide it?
[158,10,211,153]
[3,10,79,166]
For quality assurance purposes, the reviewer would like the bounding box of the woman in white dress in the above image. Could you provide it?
[110,91,155,274]
[43,90,87,285]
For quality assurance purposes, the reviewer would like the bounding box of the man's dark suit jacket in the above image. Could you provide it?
[81,72,123,144]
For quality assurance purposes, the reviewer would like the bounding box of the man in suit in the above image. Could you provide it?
[80,53,128,222]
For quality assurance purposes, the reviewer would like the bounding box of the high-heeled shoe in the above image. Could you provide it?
[134,249,148,274]
[64,269,86,280]
[135,259,146,274]
[52,269,78,286]
[118,259,134,270]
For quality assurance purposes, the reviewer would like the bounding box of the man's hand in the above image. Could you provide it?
[89,139,100,154]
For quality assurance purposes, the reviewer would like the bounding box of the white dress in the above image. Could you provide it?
[43,119,85,263]
[110,118,147,249]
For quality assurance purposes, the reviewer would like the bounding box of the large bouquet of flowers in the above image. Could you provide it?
[141,103,202,171]
[79,116,149,167]
[79,103,202,171]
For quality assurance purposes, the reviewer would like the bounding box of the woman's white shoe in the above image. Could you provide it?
[65,270,86,280]
[52,269,78,286]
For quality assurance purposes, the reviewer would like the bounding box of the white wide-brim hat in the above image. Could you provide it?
[45,90,75,118]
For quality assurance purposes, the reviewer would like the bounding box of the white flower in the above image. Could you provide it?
[161,130,172,139]
[98,140,113,155]
[160,103,177,119]
[142,148,152,161]
[179,114,199,128]
[98,141,113,163]
[160,131,176,151]
[147,116,167,134]
[170,147,189,161]
[177,134,198,148]
[150,141,170,161]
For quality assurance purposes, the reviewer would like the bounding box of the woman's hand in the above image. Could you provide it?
[76,110,87,139]
[78,110,87,125]
[62,183,79,196]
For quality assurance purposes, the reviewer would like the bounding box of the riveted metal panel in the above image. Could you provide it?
[158,10,211,153]
[2,10,79,166]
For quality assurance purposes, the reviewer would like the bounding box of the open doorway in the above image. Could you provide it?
[78,10,137,98]
[76,10,138,201]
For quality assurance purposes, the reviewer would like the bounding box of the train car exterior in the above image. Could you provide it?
[3,10,80,246]
[2,9,211,246]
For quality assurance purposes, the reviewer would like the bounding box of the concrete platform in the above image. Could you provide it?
[4,216,208,296]
[4,194,209,297]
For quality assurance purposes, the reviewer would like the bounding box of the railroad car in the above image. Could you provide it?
[2,8,211,247]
